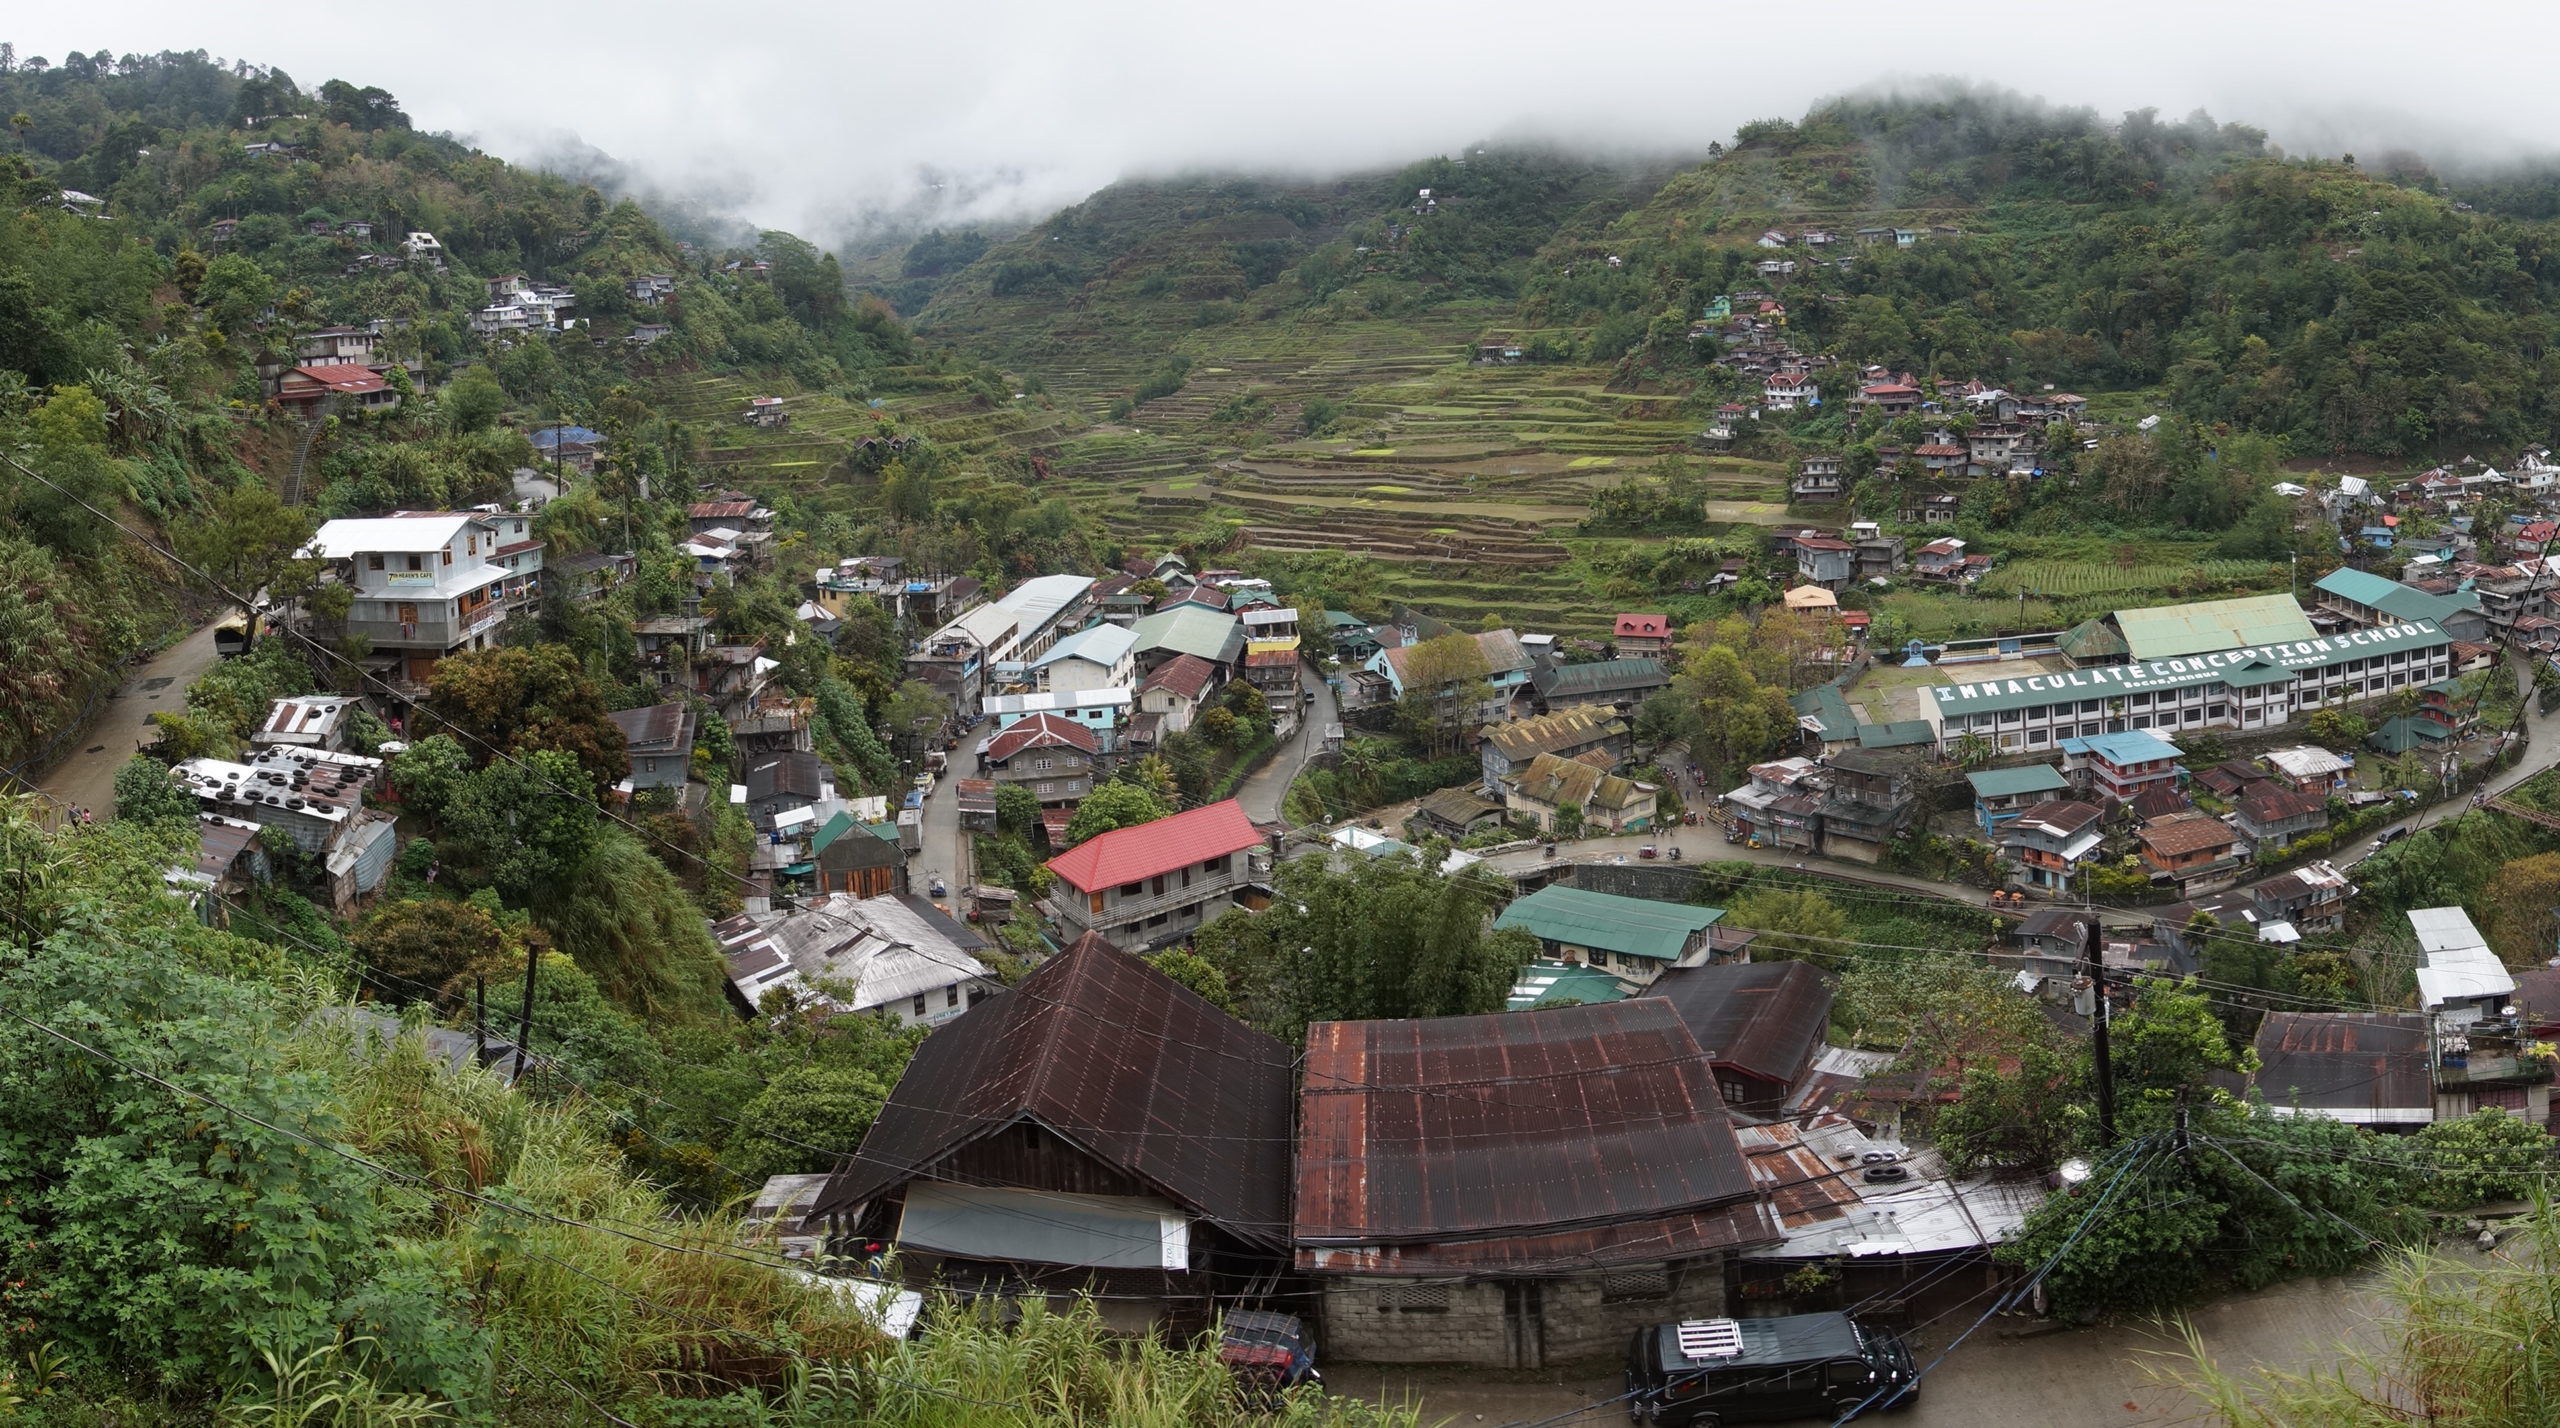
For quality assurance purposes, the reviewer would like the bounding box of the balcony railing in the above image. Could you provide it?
[1078,862,1270,929]
[340,604,504,649]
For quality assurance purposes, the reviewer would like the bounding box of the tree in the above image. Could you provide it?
[173,483,316,621]
[2110,976,2255,1114]
[1686,644,1797,773]
[2410,1107,2555,1208]
[2305,707,2368,751]
[422,646,628,796]
[1726,886,1849,960]
[1193,855,1534,1043]
[880,680,948,767]
[353,898,504,994]
[1199,706,1241,747]
[993,784,1040,840]
[1062,781,1172,846]
[435,750,604,903]
[439,367,506,435]
[1395,633,1493,751]
[2480,853,2560,964]
[1145,949,1242,1016]
[813,677,895,790]
[1929,1042,2082,1175]
[110,756,194,829]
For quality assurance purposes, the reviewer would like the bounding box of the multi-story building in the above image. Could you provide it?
[2312,567,2490,642]
[1999,799,2103,893]
[1044,799,1270,952]
[980,712,1099,806]
[2136,811,2243,894]
[1920,621,2455,755]
[2059,730,2186,805]
[1814,748,1916,862]
[909,574,1097,710]
[305,513,514,690]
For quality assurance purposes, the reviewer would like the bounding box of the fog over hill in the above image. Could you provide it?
[21,1,2560,239]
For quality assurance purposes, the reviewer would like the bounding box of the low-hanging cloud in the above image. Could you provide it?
[22,0,2560,243]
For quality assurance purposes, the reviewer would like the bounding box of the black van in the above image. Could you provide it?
[1623,1313,1916,1425]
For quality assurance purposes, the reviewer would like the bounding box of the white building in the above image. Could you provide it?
[305,513,515,689]
[710,893,999,1027]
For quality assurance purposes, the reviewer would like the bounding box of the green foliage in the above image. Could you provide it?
[812,677,896,791]
[993,784,1040,840]
[1724,886,1848,960]
[422,646,629,798]
[1194,854,1533,1044]
[111,754,195,828]
[2410,1108,2556,1208]
[1143,949,1242,1017]
[1060,780,1172,846]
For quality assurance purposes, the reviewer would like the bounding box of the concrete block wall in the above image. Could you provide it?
[1318,1279,1512,1365]
[1317,1260,1728,1368]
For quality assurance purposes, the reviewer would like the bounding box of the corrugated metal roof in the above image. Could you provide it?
[1495,884,1723,963]
[2111,594,2317,660]
[1294,1001,1764,1255]
[1933,621,2450,718]
[1507,960,1633,1011]
[1044,799,1261,892]
[2251,1012,2431,1122]
[817,933,1295,1245]
[1132,606,1243,663]
[1642,961,1833,1088]
[1965,765,2067,798]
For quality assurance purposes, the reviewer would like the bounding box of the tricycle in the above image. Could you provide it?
[1668,845,1682,861]
[1220,1310,1321,1407]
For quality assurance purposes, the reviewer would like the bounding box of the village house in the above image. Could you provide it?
[808,812,906,899]
[712,892,997,1026]
[1044,800,1269,953]
[812,934,1297,1334]
[1030,622,1139,694]
[2410,907,2552,1123]
[633,611,713,691]
[1762,371,1818,411]
[1812,748,1918,862]
[276,362,399,413]
[1643,960,1833,1118]
[742,750,840,843]
[2137,811,2244,894]
[1911,538,1969,580]
[2012,907,2096,978]
[1999,799,2104,894]
[1913,438,1967,474]
[1407,787,1509,843]
[1791,455,1845,502]
[2312,567,2490,643]
[2232,785,2329,852]
[1134,653,1219,734]
[1853,382,1921,414]
[1295,1001,1778,1367]
[1852,532,1906,580]
[170,747,395,911]
[1532,657,1667,716]
[1966,763,2069,834]
[304,513,514,691]
[980,713,1100,806]
[1612,613,1674,656]
[607,702,697,793]
[250,694,364,752]
[1478,705,1628,793]
[1494,885,1720,991]
[2060,730,2186,804]
[1503,752,1657,835]
[1791,535,1855,590]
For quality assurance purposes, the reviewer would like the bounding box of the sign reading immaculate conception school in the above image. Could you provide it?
[1928,620,2450,717]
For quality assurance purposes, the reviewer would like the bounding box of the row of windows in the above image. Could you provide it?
[1959,658,2447,737]
[1113,854,1230,899]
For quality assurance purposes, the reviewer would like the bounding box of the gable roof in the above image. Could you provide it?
[1131,606,1244,664]
[1534,658,1667,700]
[744,751,827,803]
[2237,786,2328,826]
[1642,960,1832,1087]
[1033,622,1138,672]
[606,702,694,756]
[1506,752,1647,812]
[2068,729,2183,766]
[1482,705,1624,762]
[2111,594,2317,661]
[1614,614,1672,638]
[2140,811,2238,858]
[1044,799,1261,892]
[815,933,1295,1243]
[1138,652,1216,700]
[1966,765,2068,799]
[1295,1001,1770,1267]
[2249,1013,2431,1123]
[983,712,1100,764]
[1495,884,1722,963]
[290,363,388,394]
[2315,566,2483,624]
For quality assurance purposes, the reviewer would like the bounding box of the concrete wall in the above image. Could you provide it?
[1317,1260,1727,1368]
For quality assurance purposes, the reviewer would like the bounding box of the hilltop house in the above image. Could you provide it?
[2233,786,2329,852]
[607,703,697,793]
[1966,764,2068,834]
[1791,536,1855,590]
[1642,960,1834,1118]
[1613,614,1674,656]
[1533,658,1667,716]
[170,748,395,911]
[1791,455,1846,502]
[1295,1002,1777,1367]
[304,513,514,691]
[2137,811,2243,894]
[1044,800,1269,952]
[811,934,1297,1333]
[1503,752,1656,835]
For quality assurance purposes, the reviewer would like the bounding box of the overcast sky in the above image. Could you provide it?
[19,3,2560,239]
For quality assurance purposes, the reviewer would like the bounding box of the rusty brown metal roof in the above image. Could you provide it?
[2251,1012,2431,1120]
[815,932,1296,1245]
[1294,1001,1768,1268]
[1642,960,1834,1091]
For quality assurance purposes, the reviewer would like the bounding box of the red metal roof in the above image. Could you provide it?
[1294,1000,1763,1258]
[1614,614,1669,637]
[983,712,1098,763]
[1044,798,1260,892]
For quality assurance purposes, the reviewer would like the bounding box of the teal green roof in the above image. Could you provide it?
[1790,683,1855,736]
[810,810,856,855]
[2316,567,2481,624]
[1507,959,1634,1011]
[2057,616,2129,660]
[1856,720,1934,749]
[2367,715,2451,754]
[1494,884,1724,963]
[2112,594,2317,660]
[1928,619,2451,719]
[1967,765,2068,798]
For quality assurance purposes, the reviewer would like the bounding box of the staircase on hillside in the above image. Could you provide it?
[282,395,335,506]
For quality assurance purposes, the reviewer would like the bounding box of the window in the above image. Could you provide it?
[368,554,385,571]
[1599,1269,1672,1303]
[467,534,478,555]
[1375,1284,1450,1313]
[1151,875,1167,896]
[407,555,423,572]
[441,549,453,566]
[1118,882,1143,897]
[946,985,960,1008]
[1720,1079,1747,1105]
[1203,854,1228,874]
[910,994,927,1017]
[2079,700,2100,714]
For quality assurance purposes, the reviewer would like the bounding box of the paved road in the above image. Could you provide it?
[1235,667,1335,827]
[915,717,980,906]
[33,619,226,820]
[1330,1270,2393,1428]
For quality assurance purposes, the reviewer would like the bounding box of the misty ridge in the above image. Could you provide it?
[491,78,2560,262]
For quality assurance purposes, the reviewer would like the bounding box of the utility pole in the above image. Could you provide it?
[510,948,539,1086]
[2078,916,2119,1151]
[473,973,487,1068]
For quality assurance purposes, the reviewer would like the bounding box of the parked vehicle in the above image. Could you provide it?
[1668,845,1683,861]
[1220,1310,1321,1405]
[1639,845,1659,860]
[2372,825,2411,850]
[1625,1314,1916,1425]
